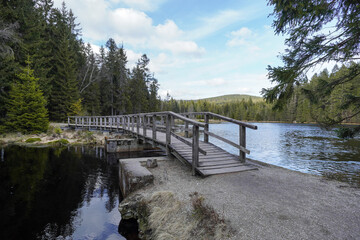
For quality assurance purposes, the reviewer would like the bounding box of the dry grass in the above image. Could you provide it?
[144,191,232,240]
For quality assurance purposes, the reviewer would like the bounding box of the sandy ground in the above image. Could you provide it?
[138,158,360,240]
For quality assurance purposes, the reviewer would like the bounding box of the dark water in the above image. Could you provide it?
[0,145,163,240]
[208,122,360,185]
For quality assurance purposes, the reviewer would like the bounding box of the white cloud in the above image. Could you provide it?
[227,27,259,49]
[54,0,204,58]
[90,44,101,54]
[185,78,226,87]
[188,6,260,40]
[125,49,142,69]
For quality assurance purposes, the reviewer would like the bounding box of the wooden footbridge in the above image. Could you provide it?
[68,112,258,176]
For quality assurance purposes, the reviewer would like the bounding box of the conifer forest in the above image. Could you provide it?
[1,0,359,134]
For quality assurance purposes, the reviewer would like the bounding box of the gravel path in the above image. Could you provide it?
[139,158,360,240]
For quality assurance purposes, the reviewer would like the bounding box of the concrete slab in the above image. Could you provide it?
[119,157,169,197]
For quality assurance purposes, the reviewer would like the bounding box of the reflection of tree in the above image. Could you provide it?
[0,145,120,239]
[0,145,49,239]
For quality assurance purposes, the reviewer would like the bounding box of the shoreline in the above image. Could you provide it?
[0,123,111,147]
[119,156,360,240]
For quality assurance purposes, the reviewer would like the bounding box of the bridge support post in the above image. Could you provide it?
[240,126,246,162]
[192,125,199,176]
[166,114,171,156]
[204,114,209,143]
[152,114,157,147]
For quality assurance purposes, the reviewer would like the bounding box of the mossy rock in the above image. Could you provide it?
[48,138,69,146]
[25,137,42,143]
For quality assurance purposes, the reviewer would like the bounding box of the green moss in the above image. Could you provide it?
[48,138,69,146]
[54,127,62,135]
[25,137,41,143]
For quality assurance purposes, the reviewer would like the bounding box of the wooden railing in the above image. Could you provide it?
[68,111,257,175]
[180,112,257,161]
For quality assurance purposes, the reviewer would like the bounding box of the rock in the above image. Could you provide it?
[118,193,151,240]
[119,159,154,198]
[146,159,158,168]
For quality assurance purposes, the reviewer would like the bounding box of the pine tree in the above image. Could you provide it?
[5,60,49,133]
[263,0,360,136]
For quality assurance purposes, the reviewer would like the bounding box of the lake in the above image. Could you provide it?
[1,122,359,239]
[208,122,360,184]
[0,145,162,240]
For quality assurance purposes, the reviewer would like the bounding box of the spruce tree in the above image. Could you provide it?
[5,60,49,133]
[48,7,80,121]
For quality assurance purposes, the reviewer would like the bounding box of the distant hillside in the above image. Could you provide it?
[198,94,263,103]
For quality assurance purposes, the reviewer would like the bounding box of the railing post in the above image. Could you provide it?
[240,126,246,162]
[67,117,70,127]
[75,117,77,128]
[132,116,135,132]
[192,125,199,176]
[89,117,91,130]
[100,117,102,130]
[121,117,125,130]
[143,115,147,137]
[185,115,189,138]
[96,117,98,129]
[82,117,84,127]
[166,114,171,156]
[204,114,209,143]
[152,114,157,146]
[136,116,140,135]
[116,116,119,131]
[171,115,174,131]
[127,116,130,130]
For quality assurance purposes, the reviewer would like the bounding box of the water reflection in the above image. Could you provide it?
[0,145,154,240]
[208,122,360,185]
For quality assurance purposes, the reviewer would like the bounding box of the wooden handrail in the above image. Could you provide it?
[179,111,257,162]
[180,112,257,129]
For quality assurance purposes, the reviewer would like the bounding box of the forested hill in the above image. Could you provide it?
[161,64,360,124]
[200,94,263,103]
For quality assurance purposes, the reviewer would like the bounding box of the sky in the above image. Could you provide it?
[53,0,288,100]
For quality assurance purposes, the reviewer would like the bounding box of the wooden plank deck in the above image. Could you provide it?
[69,123,257,176]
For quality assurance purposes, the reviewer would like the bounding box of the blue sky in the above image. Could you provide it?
[53,0,287,99]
